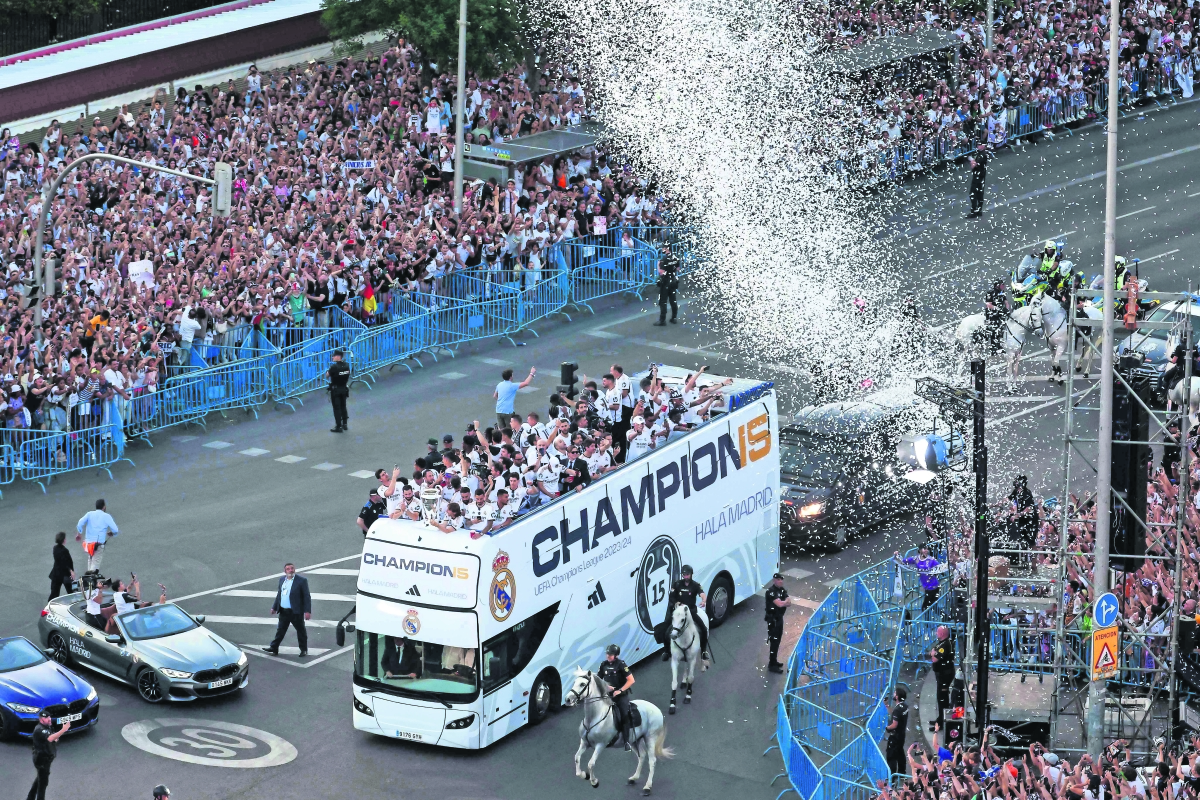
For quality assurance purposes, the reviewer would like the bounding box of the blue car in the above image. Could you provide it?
[0,636,99,739]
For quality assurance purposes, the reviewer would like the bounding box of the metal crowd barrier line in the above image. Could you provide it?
[270,343,358,412]
[14,411,136,492]
[349,310,433,384]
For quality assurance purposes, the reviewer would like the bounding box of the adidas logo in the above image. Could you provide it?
[587,581,606,609]
[404,585,421,597]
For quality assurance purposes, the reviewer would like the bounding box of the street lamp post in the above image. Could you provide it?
[1087,0,1121,762]
[453,0,468,214]
[28,153,229,326]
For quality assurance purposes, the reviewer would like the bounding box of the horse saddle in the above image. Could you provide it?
[608,702,642,747]
[652,621,669,646]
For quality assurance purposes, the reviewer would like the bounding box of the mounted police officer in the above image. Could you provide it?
[984,278,1008,353]
[598,644,635,751]
[654,242,680,326]
[660,565,708,662]
[765,572,789,673]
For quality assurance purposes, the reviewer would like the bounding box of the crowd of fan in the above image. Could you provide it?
[354,364,731,536]
[0,43,664,435]
[805,0,1200,167]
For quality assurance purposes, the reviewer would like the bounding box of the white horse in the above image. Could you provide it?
[668,602,705,714]
[955,302,1044,384]
[565,668,673,796]
[1036,293,1072,384]
[1167,376,1200,430]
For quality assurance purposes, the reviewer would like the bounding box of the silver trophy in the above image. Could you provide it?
[419,486,442,526]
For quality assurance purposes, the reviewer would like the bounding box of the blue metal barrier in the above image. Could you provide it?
[1,227,698,495]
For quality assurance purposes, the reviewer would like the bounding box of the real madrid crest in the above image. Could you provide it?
[489,550,516,622]
[403,609,421,636]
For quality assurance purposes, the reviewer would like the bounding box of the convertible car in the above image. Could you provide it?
[38,593,248,703]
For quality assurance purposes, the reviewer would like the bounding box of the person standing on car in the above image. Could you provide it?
[48,532,75,601]
[327,349,351,433]
[76,498,119,573]
[264,563,312,657]
[27,709,70,800]
[765,572,790,673]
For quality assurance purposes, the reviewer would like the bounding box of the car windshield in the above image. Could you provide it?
[354,631,478,699]
[0,638,46,672]
[119,605,198,641]
[780,432,858,487]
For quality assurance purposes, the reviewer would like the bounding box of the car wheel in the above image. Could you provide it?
[707,575,735,628]
[0,708,20,741]
[136,668,164,703]
[828,524,850,552]
[529,670,559,725]
[47,633,71,665]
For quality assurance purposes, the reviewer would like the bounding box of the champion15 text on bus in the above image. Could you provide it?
[343,367,780,748]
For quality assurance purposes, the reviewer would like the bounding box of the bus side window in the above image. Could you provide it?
[481,602,560,694]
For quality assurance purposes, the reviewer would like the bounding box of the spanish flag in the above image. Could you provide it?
[363,282,377,315]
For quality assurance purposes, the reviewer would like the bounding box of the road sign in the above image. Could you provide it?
[1094,592,1120,628]
[1092,625,1119,681]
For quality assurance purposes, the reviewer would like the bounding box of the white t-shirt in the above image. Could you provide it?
[114,591,138,615]
[615,374,634,408]
[626,426,654,460]
[85,588,103,616]
[586,450,613,475]
[536,453,562,494]
[466,502,497,532]
[603,387,622,422]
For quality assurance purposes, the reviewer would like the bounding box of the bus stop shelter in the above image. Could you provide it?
[463,122,601,185]
[822,28,961,89]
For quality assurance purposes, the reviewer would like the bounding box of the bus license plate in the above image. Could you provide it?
[56,713,82,724]
[208,678,234,689]
[394,730,422,741]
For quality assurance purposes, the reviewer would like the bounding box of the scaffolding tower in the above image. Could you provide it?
[960,287,1194,757]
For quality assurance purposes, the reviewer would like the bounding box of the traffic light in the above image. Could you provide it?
[213,162,232,218]
[1111,357,1149,573]
[559,362,579,399]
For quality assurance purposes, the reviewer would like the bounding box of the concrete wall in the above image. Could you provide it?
[0,11,327,123]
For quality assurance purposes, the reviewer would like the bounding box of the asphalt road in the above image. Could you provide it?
[0,100,1197,798]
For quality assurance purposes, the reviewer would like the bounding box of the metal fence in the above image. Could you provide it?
[836,65,1189,189]
[0,226,690,494]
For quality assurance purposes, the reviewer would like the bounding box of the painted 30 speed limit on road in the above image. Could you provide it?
[122,718,298,768]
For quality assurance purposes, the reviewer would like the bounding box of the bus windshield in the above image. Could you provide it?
[354,631,479,700]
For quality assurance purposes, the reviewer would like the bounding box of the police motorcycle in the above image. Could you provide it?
[1013,239,1075,307]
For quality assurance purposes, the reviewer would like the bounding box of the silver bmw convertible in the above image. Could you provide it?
[37,593,248,703]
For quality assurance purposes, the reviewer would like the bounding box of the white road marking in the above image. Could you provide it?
[219,589,355,601]
[1116,205,1156,219]
[994,397,1064,424]
[298,645,355,668]
[312,462,343,471]
[1189,191,1200,198]
[172,435,198,443]
[307,567,360,576]
[783,568,814,580]
[438,371,468,380]
[517,385,540,393]
[1008,231,1076,253]
[203,441,233,449]
[926,260,979,279]
[986,395,1064,403]
[240,645,330,656]
[478,357,511,366]
[347,470,376,479]
[1136,249,1179,264]
[823,579,845,588]
[201,615,340,628]
[586,330,622,339]
[171,554,359,602]
[121,719,297,768]
[790,597,823,610]
[239,448,270,456]
[275,455,306,464]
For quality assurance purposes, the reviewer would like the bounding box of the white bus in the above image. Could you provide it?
[343,367,780,748]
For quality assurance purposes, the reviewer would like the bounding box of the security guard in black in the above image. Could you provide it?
[662,566,708,659]
[655,244,680,326]
[328,349,351,433]
[931,627,955,729]
[598,644,635,750]
[28,710,69,800]
[765,573,789,672]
